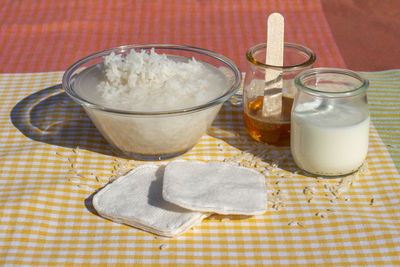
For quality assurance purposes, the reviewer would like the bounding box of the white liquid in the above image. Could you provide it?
[291,100,369,176]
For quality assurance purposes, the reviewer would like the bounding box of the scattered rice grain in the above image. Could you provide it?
[72,146,80,155]
[288,221,304,227]
[370,198,375,206]
[69,178,81,183]
[159,244,169,250]
[303,186,316,195]
[315,212,327,218]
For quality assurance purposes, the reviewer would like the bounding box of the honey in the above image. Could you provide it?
[243,96,292,145]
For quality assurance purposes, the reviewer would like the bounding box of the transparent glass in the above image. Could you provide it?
[291,68,370,176]
[243,42,316,145]
[62,44,241,160]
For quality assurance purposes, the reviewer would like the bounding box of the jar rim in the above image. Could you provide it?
[246,42,316,71]
[294,68,369,97]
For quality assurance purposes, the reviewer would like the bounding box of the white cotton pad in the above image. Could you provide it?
[162,161,268,215]
[93,164,207,237]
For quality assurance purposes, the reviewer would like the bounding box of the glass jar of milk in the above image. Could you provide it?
[291,68,369,176]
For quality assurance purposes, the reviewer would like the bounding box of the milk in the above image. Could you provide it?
[291,99,369,176]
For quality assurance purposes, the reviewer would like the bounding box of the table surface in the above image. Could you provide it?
[0,0,399,266]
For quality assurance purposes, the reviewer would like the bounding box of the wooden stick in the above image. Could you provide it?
[262,13,284,118]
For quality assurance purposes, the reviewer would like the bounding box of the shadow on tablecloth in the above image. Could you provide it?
[208,97,298,174]
[10,84,117,157]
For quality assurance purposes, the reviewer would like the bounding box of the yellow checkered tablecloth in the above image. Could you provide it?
[362,70,400,171]
[0,71,399,265]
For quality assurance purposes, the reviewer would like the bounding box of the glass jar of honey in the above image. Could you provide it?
[243,42,316,145]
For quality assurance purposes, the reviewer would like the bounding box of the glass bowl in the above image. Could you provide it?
[62,44,241,160]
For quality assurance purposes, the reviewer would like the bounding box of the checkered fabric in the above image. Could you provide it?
[362,70,400,171]
[0,71,399,265]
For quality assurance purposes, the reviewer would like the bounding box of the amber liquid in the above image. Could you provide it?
[243,96,293,146]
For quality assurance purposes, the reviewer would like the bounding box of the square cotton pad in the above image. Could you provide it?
[93,164,207,237]
[162,161,268,215]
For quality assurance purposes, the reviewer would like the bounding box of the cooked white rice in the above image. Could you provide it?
[97,49,228,111]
